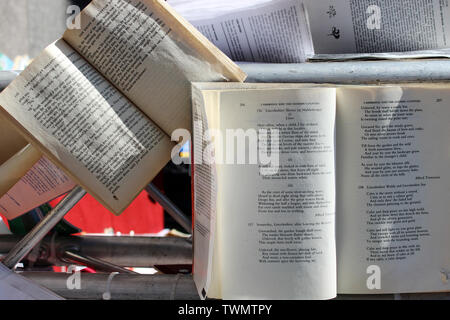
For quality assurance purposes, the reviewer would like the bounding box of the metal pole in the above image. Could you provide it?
[20,271,450,300]
[2,186,86,269]
[146,183,192,233]
[21,272,199,300]
[63,250,138,274]
[238,60,450,84]
[0,235,193,267]
[6,60,450,90]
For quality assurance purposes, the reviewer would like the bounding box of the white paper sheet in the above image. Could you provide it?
[305,0,450,54]
[0,157,75,220]
[169,0,314,62]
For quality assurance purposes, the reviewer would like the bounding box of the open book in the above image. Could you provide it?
[192,82,450,299]
[0,114,75,220]
[0,0,246,215]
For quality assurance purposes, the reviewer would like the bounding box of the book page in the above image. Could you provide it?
[175,0,314,63]
[0,76,43,201]
[191,86,220,299]
[63,0,246,136]
[0,144,42,198]
[0,115,28,166]
[217,87,337,299]
[0,39,173,215]
[336,84,450,293]
[168,0,274,20]
[305,0,450,54]
[0,156,76,220]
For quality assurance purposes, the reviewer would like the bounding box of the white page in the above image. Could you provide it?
[0,156,76,220]
[305,0,450,54]
[63,0,245,137]
[336,85,450,293]
[0,263,63,300]
[0,39,173,214]
[172,0,314,62]
[168,0,275,21]
[218,88,337,299]
[191,86,219,299]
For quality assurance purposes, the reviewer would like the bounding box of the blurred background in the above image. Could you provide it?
[1,0,72,59]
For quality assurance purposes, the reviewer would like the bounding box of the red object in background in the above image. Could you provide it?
[49,190,164,234]
[0,213,9,229]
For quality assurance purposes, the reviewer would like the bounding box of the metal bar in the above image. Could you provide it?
[238,60,450,84]
[5,60,450,90]
[2,186,86,269]
[63,250,138,274]
[0,235,192,267]
[19,271,450,300]
[4,60,450,89]
[21,272,199,300]
[146,183,192,233]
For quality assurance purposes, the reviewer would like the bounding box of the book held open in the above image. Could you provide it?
[192,82,450,299]
[0,0,246,215]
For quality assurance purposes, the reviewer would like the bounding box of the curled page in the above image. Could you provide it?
[63,0,246,135]
[169,0,314,62]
